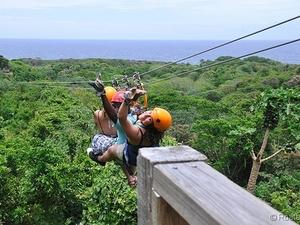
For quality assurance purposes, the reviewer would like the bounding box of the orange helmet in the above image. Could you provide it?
[104,86,117,102]
[111,91,125,103]
[151,107,172,132]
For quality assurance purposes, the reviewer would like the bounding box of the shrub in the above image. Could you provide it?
[81,163,137,225]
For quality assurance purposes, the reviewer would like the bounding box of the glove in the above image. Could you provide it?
[124,88,147,102]
[89,78,105,95]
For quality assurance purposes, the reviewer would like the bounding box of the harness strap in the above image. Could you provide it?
[138,127,144,146]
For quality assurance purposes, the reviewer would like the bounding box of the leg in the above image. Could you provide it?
[127,165,137,187]
[97,144,118,162]
[120,164,137,188]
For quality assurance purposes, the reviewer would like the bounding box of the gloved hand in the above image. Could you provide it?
[124,87,147,102]
[89,78,105,95]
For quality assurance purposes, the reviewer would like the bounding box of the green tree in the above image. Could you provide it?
[247,88,300,193]
[0,55,9,70]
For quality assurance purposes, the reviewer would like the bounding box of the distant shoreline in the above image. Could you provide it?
[1,39,299,64]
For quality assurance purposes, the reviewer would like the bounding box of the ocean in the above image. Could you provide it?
[0,39,299,64]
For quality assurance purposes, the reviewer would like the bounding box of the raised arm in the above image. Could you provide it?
[89,79,118,123]
[118,101,141,145]
[100,94,117,123]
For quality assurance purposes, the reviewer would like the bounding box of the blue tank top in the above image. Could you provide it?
[114,114,137,144]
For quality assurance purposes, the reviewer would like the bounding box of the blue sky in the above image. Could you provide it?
[0,0,299,40]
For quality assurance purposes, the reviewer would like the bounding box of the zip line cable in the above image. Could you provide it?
[146,38,300,86]
[5,80,92,91]
[12,38,299,90]
[13,16,299,87]
[79,15,299,85]
[136,15,300,78]
[17,80,85,85]
[26,84,91,90]
[16,80,112,85]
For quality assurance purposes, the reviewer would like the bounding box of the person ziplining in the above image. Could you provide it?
[87,86,117,164]
[87,77,172,187]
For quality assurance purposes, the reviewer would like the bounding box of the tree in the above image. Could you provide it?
[0,55,9,70]
[247,88,300,193]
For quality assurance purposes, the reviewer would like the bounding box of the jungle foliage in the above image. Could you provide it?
[0,55,299,224]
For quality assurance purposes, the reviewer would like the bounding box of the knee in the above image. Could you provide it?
[99,145,117,162]
[106,145,117,156]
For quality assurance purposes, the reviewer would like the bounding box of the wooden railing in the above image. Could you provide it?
[137,146,297,225]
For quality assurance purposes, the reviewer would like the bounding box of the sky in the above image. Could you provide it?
[0,0,299,40]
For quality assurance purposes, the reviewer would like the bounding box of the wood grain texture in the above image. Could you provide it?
[137,146,207,225]
[139,146,207,168]
[152,192,189,225]
[153,161,297,225]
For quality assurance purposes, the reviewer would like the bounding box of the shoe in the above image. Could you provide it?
[87,148,106,166]
[87,147,93,156]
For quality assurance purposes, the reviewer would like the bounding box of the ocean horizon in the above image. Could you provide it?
[0,39,299,64]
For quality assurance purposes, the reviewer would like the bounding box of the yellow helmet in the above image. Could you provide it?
[104,86,117,102]
[151,107,172,132]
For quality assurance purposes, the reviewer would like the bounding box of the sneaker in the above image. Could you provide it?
[86,147,93,156]
[87,148,106,166]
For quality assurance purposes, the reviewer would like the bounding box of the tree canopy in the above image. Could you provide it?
[0,56,299,224]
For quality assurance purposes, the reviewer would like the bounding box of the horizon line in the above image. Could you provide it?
[0,38,294,41]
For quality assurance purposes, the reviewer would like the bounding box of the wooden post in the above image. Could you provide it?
[152,190,189,225]
[137,145,207,225]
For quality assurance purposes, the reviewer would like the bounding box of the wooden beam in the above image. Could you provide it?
[153,161,297,225]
